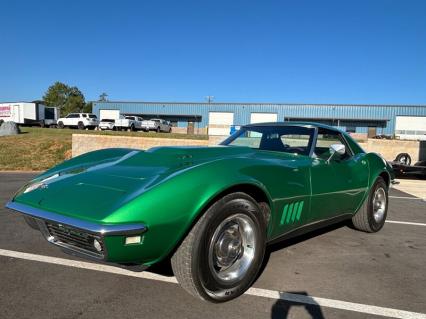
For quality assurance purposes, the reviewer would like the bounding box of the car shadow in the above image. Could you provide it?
[147,220,349,280]
[256,220,349,281]
[270,291,325,319]
[146,257,174,276]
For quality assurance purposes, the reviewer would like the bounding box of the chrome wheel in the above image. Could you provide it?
[208,214,257,283]
[372,187,386,222]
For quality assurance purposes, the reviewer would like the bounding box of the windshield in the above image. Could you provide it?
[89,114,97,119]
[221,125,315,156]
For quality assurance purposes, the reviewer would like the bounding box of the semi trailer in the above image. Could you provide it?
[0,102,59,127]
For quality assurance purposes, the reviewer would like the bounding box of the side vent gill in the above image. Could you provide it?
[280,201,304,225]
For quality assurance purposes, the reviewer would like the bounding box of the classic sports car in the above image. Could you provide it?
[6,122,394,302]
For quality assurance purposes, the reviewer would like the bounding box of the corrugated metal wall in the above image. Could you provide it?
[93,102,426,134]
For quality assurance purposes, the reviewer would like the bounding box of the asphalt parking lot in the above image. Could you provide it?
[0,173,425,319]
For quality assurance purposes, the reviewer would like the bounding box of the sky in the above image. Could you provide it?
[1,0,426,105]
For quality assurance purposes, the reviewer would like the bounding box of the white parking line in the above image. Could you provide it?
[389,196,425,200]
[0,249,425,319]
[386,220,426,227]
[246,288,426,319]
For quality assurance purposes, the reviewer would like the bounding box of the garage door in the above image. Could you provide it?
[208,112,234,135]
[250,113,278,124]
[100,109,120,120]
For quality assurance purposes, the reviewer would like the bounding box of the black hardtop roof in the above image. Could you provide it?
[244,121,342,132]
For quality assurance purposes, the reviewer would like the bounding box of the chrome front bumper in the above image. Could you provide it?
[6,201,147,236]
[6,201,147,260]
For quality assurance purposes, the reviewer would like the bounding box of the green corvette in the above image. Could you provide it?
[6,122,394,302]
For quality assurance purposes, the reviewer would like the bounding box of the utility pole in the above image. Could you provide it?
[205,96,214,104]
[99,93,108,102]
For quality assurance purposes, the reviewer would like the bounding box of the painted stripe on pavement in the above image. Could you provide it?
[386,220,426,227]
[0,248,425,319]
[389,196,424,200]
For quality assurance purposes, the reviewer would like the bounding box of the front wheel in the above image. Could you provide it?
[352,177,388,232]
[77,122,85,130]
[171,192,266,302]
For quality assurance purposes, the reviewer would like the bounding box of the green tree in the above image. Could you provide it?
[83,102,93,113]
[43,82,86,115]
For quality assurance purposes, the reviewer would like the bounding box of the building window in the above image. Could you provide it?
[346,126,356,133]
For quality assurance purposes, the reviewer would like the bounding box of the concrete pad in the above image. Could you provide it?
[392,179,426,199]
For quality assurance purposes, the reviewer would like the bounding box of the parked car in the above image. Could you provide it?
[6,122,394,302]
[390,153,426,179]
[98,119,116,130]
[114,115,143,131]
[57,113,99,130]
[141,118,172,132]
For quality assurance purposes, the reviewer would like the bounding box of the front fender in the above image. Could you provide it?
[103,158,309,265]
[103,157,276,265]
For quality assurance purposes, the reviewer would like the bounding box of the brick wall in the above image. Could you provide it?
[72,134,210,157]
[73,134,422,163]
[170,127,208,135]
[359,139,421,162]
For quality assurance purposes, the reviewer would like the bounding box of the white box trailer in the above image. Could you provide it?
[0,102,59,127]
[395,116,426,141]
[99,109,121,121]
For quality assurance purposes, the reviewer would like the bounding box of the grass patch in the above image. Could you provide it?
[0,127,208,171]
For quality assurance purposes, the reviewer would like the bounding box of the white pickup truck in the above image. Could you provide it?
[141,119,172,133]
[114,115,143,131]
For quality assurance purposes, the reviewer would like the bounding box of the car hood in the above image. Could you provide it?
[13,146,263,222]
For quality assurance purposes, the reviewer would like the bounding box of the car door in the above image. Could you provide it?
[65,114,77,126]
[136,117,143,129]
[309,128,369,223]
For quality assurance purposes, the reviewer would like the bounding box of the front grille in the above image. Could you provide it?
[45,222,105,258]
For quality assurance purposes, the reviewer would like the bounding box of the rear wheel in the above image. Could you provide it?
[395,153,411,166]
[58,121,64,129]
[171,192,266,302]
[352,177,388,232]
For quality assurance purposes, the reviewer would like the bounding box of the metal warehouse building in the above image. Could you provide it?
[93,101,426,138]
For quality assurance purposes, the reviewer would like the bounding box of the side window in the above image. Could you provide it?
[82,114,87,118]
[228,130,262,148]
[315,129,352,160]
[280,134,311,149]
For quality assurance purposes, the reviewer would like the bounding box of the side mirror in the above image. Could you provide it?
[327,144,345,163]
